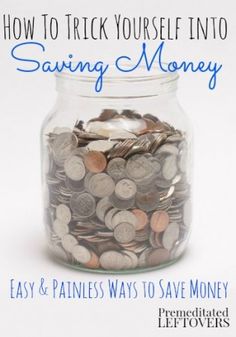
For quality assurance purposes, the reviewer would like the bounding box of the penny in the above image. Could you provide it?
[52,219,69,238]
[147,248,170,267]
[162,222,180,250]
[72,245,91,264]
[64,155,86,181]
[150,211,170,233]
[56,204,72,225]
[84,251,100,269]
[87,140,117,152]
[115,179,137,200]
[61,234,78,253]
[70,192,96,218]
[100,251,125,270]
[84,151,107,173]
[111,210,137,229]
[162,155,178,180]
[88,173,115,198]
[96,197,113,222]
[107,158,126,181]
[136,190,160,211]
[52,132,78,167]
[131,209,148,230]
[114,222,136,244]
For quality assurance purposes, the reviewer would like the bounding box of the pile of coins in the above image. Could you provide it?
[43,109,191,272]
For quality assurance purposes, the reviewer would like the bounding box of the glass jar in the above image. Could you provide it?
[41,68,192,273]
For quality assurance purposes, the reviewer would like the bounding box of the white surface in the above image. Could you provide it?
[0,0,235,336]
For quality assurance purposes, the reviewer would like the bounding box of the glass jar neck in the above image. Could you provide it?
[55,67,179,99]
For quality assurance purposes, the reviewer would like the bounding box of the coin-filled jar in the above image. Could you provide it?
[41,68,192,273]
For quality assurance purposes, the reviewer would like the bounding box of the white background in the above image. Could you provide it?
[0,0,235,336]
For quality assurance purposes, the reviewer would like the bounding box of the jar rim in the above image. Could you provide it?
[55,65,179,98]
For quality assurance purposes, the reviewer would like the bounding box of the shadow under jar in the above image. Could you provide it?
[41,68,192,273]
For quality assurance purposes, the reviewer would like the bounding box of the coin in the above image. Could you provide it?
[115,179,137,200]
[70,192,96,218]
[52,219,69,238]
[111,210,137,229]
[61,234,78,253]
[88,173,115,198]
[122,250,138,269]
[162,155,178,180]
[84,151,107,173]
[64,155,86,181]
[99,251,125,270]
[104,208,119,230]
[87,140,117,152]
[109,193,135,210]
[147,248,170,267]
[52,132,78,167]
[106,158,126,181]
[150,211,170,233]
[96,197,113,222]
[56,204,72,225]
[131,209,148,230]
[84,251,100,269]
[72,245,91,264]
[114,222,136,243]
[110,130,137,140]
[136,190,160,211]
[183,199,192,226]
[162,222,180,250]
[157,144,179,156]
[126,155,154,182]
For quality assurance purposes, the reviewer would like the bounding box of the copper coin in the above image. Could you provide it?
[131,209,148,230]
[147,248,170,267]
[150,211,170,233]
[84,151,107,173]
[84,252,100,269]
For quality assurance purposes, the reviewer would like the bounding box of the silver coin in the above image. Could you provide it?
[72,244,91,264]
[65,177,85,193]
[87,140,117,152]
[183,199,192,226]
[96,197,113,222]
[115,179,137,200]
[100,251,125,270]
[109,193,135,210]
[104,208,119,230]
[106,158,126,181]
[61,234,78,253]
[126,155,155,182]
[114,222,136,244]
[162,222,180,250]
[138,248,153,267]
[52,132,78,167]
[162,155,178,180]
[122,250,138,269]
[136,190,160,212]
[70,192,96,218]
[156,143,179,156]
[52,219,69,238]
[56,204,71,225]
[88,173,115,198]
[64,155,86,181]
[111,210,137,229]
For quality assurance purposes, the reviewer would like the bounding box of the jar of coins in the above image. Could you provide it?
[41,69,192,273]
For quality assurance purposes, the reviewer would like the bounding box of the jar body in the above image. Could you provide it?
[41,75,192,273]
